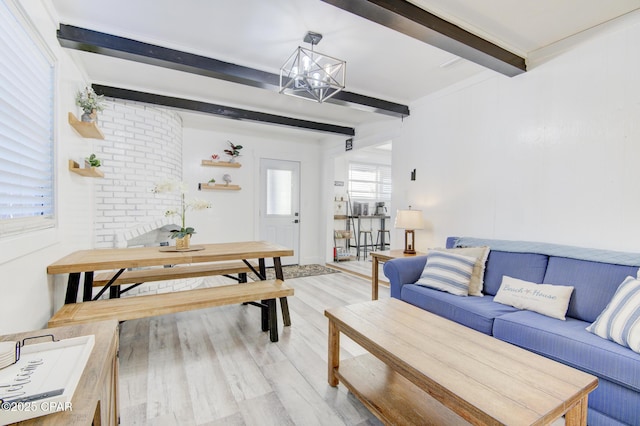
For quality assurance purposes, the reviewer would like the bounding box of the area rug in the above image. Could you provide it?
[248,264,340,281]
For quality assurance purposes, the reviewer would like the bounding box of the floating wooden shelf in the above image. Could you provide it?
[199,183,241,191]
[201,159,241,168]
[68,112,105,139]
[68,160,104,178]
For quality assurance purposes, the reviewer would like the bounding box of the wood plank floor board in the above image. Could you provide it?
[147,315,196,424]
[284,290,357,362]
[118,272,391,425]
[260,359,349,426]
[175,315,239,423]
[200,309,274,403]
[119,317,151,407]
[237,392,296,426]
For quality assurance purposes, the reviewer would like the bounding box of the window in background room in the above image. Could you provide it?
[0,0,55,237]
[348,162,392,204]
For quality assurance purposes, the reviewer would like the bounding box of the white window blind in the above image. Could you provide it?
[0,0,55,237]
[348,162,391,202]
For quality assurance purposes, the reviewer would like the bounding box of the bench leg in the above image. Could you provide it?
[239,272,247,283]
[268,299,278,342]
[65,273,81,304]
[82,271,94,302]
[261,299,269,332]
[280,297,291,327]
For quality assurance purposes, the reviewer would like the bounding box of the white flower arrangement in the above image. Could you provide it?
[152,178,211,239]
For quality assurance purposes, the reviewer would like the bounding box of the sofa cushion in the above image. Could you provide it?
[587,276,640,353]
[493,310,640,394]
[493,276,574,320]
[586,378,640,426]
[401,284,519,335]
[542,257,639,323]
[483,251,549,296]
[432,246,489,296]
[416,251,476,296]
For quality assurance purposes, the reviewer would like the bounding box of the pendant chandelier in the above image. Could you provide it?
[279,31,346,103]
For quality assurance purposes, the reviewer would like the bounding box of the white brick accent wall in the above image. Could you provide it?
[92,99,201,297]
[94,99,183,248]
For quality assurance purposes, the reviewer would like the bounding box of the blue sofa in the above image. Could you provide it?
[383,237,640,426]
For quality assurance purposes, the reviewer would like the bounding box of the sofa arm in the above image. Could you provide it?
[383,256,427,299]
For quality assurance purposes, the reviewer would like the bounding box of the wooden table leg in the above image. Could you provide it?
[328,319,340,386]
[372,256,379,300]
[273,257,291,326]
[565,397,588,426]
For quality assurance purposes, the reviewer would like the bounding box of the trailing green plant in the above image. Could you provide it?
[86,153,101,167]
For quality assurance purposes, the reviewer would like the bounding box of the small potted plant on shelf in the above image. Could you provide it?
[75,86,105,123]
[223,140,243,162]
[85,153,101,168]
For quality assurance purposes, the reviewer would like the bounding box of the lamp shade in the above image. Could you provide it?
[394,209,424,230]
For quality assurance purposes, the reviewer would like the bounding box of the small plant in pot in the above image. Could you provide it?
[85,153,101,168]
[75,86,105,122]
[223,140,243,162]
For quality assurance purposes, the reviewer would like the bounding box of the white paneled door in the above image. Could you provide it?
[259,159,300,265]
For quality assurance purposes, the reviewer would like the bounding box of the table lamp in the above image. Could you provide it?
[394,207,424,254]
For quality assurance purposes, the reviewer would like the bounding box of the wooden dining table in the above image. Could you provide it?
[47,241,294,324]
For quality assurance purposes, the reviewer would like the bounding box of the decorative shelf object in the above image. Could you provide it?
[201,159,241,168]
[68,112,105,139]
[198,183,241,191]
[68,159,104,178]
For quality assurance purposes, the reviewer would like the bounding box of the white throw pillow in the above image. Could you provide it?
[416,250,476,296]
[587,276,640,354]
[494,276,574,320]
[432,246,489,297]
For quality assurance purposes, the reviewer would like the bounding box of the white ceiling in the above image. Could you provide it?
[50,0,640,140]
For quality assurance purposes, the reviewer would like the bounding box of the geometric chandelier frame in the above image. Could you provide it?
[280,32,346,103]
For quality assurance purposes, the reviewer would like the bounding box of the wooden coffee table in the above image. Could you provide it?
[326,299,598,425]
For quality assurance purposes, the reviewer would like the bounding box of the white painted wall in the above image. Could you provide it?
[391,11,640,253]
[183,126,326,265]
[0,1,95,333]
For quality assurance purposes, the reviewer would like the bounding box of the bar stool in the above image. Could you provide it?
[359,230,373,260]
[375,230,391,250]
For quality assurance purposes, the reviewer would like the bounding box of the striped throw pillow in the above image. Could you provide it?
[416,251,476,296]
[587,276,640,353]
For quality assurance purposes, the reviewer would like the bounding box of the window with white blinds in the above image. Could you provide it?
[0,0,55,237]
[348,162,392,203]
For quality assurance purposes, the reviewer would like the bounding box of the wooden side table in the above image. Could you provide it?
[1,320,119,426]
[370,249,426,300]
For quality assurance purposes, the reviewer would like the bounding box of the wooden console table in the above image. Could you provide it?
[326,299,597,425]
[1,320,119,426]
[369,250,425,300]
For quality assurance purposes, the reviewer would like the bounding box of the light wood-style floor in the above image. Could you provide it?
[118,270,390,425]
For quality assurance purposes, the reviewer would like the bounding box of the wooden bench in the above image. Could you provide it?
[49,279,293,342]
[92,260,256,297]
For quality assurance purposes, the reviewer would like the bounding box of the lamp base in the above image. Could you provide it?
[404,230,416,255]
